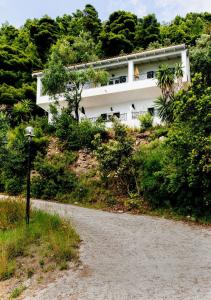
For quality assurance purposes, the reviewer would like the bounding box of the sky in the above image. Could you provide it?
[0,0,211,27]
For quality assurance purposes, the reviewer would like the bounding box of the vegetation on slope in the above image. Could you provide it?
[0,199,80,297]
[0,6,210,223]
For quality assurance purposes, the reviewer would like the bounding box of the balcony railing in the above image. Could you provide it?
[85,113,128,123]
[63,70,158,95]
[84,111,152,122]
[132,111,147,119]
[134,71,156,81]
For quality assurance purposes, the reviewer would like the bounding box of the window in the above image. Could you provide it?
[147,71,154,79]
[148,107,155,116]
[113,112,120,118]
[100,113,107,121]
[120,76,127,83]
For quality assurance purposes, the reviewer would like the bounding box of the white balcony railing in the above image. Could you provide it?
[82,71,156,91]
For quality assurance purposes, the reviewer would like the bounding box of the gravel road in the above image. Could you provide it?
[26,200,211,300]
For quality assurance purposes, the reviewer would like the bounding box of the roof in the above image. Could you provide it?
[32,44,186,77]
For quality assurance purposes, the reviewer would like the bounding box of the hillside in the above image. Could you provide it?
[0,5,210,222]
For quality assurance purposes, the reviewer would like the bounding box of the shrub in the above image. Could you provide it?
[31,152,78,200]
[0,121,49,196]
[134,140,168,207]
[151,125,169,140]
[135,76,211,217]
[93,119,137,195]
[4,177,23,196]
[138,112,153,131]
[55,110,106,150]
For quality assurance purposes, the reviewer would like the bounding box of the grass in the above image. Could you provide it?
[0,199,80,282]
[10,284,26,298]
[122,198,211,226]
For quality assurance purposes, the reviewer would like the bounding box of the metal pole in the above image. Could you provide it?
[26,136,31,225]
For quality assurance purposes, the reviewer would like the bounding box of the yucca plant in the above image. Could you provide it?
[155,63,183,123]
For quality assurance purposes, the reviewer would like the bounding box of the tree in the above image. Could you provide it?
[42,45,108,121]
[0,23,19,45]
[160,12,210,46]
[190,34,211,86]
[56,14,73,36]
[100,10,137,56]
[82,4,102,41]
[27,16,59,63]
[12,99,33,124]
[155,63,183,123]
[70,31,99,63]
[135,14,160,49]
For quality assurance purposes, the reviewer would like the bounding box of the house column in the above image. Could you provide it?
[128,61,134,83]
[181,50,189,82]
[37,76,42,98]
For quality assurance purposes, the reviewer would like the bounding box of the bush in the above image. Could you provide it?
[0,121,49,196]
[134,141,168,207]
[138,112,153,131]
[93,119,137,195]
[55,110,106,150]
[31,152,78,200]
[134,76,211,217]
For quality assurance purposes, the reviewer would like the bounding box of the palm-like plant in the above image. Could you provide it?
[155,63,183,123]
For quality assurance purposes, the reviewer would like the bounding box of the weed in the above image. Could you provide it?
[10,284,26,298]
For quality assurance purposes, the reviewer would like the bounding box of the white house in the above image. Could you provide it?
[33,44,190,127]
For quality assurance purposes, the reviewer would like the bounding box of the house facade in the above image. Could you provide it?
[34,44,190,127]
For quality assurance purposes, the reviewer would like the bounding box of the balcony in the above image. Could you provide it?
[82,71,156,90]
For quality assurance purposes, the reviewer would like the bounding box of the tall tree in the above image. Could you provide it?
[155,63,183,123]
[100,10,137,56]
[82,4,102,40]
[42,43,108,121]
[135,14,160,49]
[190,33,211,86]
[27,16,59,63]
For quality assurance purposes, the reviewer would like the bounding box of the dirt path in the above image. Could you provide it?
[24,200,211,300]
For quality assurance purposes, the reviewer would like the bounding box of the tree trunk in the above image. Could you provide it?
[75,104,79,122]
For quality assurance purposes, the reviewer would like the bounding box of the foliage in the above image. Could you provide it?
[10,285,26,298]
[0,200,79,281]
[82,4,102,41]
[42,43,108,121]
[135,14,160,49]
[135,75,211,217]
[0,121,49,195]
[27,16,60,63]
[134,141,168,207]
[12,99,33,124]
[54,110,106,150]
[160,13,210,46]
[190,33,211,86]
[155,63,183,123]
[31,151,77,199]
[138,112,153,131]
[100,11,137,56]
[93,119,137,195]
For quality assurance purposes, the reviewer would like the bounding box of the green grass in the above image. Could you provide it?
[10,284,26,298]
[0,199,80,282]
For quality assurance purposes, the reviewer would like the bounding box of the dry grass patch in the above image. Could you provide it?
[0,199,80,297]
